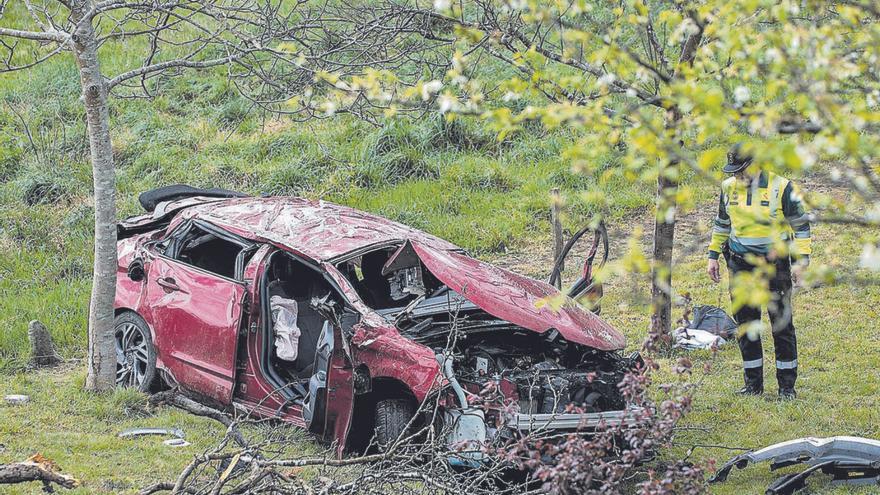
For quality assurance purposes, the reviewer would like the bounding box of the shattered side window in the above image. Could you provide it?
[172,225,247,280]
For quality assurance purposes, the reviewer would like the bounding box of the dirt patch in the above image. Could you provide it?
[494,174,852,282]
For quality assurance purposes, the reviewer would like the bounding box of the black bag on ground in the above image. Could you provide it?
[689,305,738,340]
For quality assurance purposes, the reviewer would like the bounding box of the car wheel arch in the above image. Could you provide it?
[114,308,157,342]
[347,375,419,453]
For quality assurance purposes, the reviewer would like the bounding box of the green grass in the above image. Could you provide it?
[497,206,880,494]
[0,366,323,494]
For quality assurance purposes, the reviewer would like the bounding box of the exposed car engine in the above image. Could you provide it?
[382,285,640,425]
[411,319,636,418]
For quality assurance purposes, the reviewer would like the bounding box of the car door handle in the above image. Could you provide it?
[157,277,181,292]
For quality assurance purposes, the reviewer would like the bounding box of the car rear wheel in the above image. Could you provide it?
[114,312,157,392]
[374,398,415,448]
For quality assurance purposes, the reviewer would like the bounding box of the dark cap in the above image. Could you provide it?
[723,143,753,174]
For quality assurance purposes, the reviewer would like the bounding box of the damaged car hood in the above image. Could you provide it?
[410,242,626,351]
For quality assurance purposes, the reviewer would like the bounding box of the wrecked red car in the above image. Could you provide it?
[114,186,639,456]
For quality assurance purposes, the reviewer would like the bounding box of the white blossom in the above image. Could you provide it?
[734,86,751,105]
[860,243,880,271]
[597,73,616,88]
[795,145,816,169]
[438,95,455,114]
[743,320,767,340]
[433,0,450,10]
[421,80,443,101]
[502,91,520,102]
[866,203,880,223]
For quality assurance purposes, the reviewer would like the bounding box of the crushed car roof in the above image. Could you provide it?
[170,196,459,261]
[133,195,626,350]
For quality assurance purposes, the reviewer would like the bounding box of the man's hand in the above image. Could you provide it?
[707,259,721,283]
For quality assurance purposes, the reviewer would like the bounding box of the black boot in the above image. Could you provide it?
[777,368,797,400]
[736,384,764,396]
[736,368,764,396]
[778,388,797,400]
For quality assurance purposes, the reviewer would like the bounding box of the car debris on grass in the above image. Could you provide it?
[710,436,880,494]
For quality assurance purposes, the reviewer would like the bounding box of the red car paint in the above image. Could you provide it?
[115,196,626,452]
[410,242,625,351]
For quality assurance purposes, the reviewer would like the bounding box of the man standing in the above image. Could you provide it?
[706,143,812,400]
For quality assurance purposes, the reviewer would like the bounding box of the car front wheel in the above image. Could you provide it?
[374,398,415,448]
[114,312,157,392]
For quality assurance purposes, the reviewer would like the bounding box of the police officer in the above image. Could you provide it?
[706,143,811,400]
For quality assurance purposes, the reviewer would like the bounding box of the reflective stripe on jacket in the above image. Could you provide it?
[708,171,811,262]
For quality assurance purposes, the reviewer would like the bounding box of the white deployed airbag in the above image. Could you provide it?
[270,295,301,361]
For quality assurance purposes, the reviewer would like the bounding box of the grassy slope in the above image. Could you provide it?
[489,192,880,495]
[0,60,655,369]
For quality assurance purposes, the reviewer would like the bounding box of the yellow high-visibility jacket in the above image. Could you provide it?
[708,171,811,263]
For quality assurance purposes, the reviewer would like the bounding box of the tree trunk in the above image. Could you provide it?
[550,188,564,288]
[69,9,118,392]
[649,23,704,339]
[650,174,676,338]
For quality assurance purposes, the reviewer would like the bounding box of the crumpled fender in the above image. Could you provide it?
[115,234,151,312]
[351,324,442,402]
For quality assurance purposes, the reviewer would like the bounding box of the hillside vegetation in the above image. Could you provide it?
[0,57,664,369]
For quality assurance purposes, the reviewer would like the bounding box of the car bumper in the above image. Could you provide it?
[508,408,645,432]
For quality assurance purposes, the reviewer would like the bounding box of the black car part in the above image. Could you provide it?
[547,222,608,310]
[765,460,880,494]
[138,184,248,212]
[710,436,880,493]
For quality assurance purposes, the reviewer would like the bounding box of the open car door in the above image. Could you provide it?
[302,298,357,452]
[141,220,254,404]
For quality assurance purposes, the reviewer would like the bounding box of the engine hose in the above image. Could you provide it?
[437,354,469,408]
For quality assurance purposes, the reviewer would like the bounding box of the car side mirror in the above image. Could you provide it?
[128,258,145,281]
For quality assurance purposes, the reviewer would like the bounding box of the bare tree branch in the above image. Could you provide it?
[0,26,69,42]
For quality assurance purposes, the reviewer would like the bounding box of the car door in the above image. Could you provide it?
[301,306,357,449]
[141,220,254,404]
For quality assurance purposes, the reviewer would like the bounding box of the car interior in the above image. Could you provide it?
[168,222,255,280]
[263,252,344,387]
[336,246,443,311]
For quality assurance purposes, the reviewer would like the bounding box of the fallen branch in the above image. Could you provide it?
[148,389,248,448]
[0,454,78,492]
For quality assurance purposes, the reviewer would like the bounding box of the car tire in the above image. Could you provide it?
[114,311,158,392]
[374,398,415,448]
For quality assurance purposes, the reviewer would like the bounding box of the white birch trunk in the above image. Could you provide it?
[70,5,117,391]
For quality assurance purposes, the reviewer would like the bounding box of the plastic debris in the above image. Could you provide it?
[673,327,726,350]
[710,436,880,493]
[119,427,185,440]
[4,394,30,405]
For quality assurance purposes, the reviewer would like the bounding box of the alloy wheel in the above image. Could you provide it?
[115,322,150,387]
